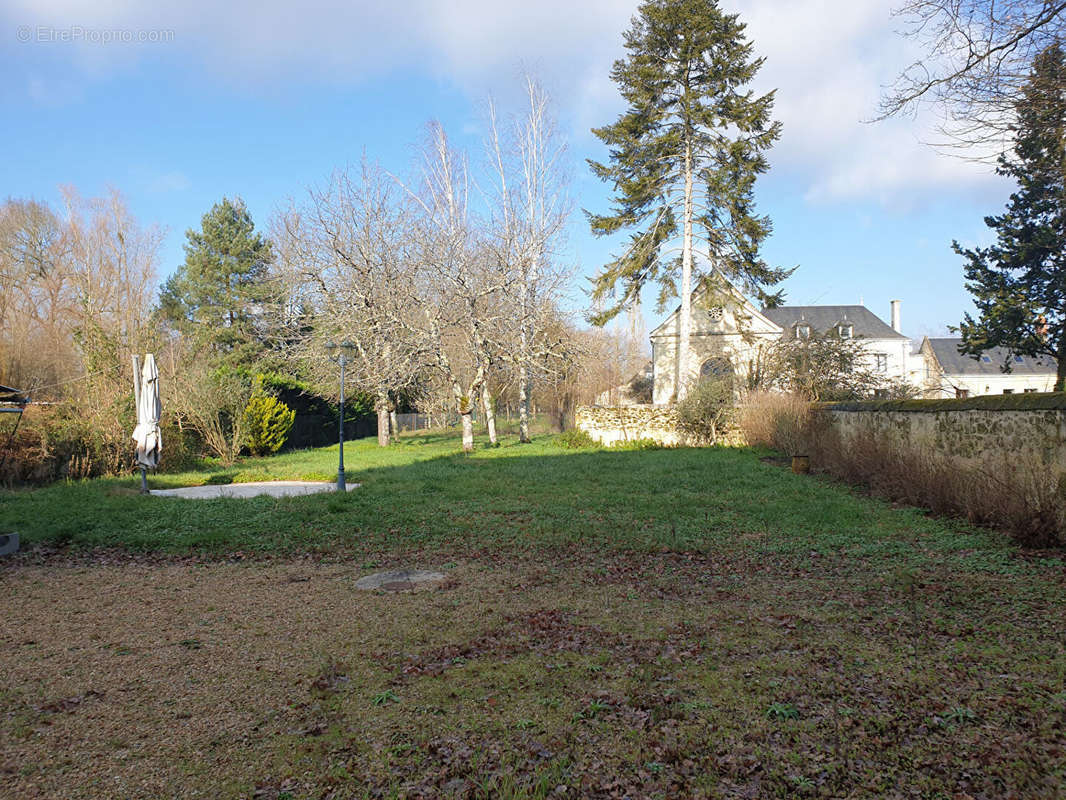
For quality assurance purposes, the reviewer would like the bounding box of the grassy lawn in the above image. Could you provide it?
[1,432,1064,798]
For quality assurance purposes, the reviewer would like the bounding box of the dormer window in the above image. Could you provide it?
[838,323,853,339]
[795,323,811,340]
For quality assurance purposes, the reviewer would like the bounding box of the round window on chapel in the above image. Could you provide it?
[708,306,724,321]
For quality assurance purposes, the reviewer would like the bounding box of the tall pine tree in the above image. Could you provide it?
[957,43,1066,391]
[160,197,273,361]
[587,0,788,401]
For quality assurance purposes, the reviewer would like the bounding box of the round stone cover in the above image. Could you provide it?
[354,569,446,592]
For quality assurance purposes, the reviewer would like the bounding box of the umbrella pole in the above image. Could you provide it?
[132,355,148,495]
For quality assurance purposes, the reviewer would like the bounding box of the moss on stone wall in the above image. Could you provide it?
[823,392,1066,414]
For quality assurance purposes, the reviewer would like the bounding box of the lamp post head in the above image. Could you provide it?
[326,341,358,365]
[326,341,356,363]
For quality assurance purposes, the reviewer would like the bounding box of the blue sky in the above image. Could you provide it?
[2,0,1013,341]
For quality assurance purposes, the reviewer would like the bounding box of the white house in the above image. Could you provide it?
[649,288,912,403]
[917,337,1057,397]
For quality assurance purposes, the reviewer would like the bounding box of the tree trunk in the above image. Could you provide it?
[518,363,531,443]
[389,408,398,436]
[460,411,474,452]
[376,392,390,447]
[1056,349,1066,392]
[481,384,498,445]
[453,381,475,453]
[677,138,695,403]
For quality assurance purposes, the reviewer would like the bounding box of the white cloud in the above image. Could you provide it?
[732,0,1005,202]
[3,0,1008,204]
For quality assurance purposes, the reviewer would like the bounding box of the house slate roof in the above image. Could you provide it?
[926,337,1056,376]
[761,305,907,340]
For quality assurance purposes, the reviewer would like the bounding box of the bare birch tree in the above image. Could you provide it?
[483,77,571,442]
[406,123,512,452]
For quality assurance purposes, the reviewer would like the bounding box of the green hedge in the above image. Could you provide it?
[821,392,1066,413]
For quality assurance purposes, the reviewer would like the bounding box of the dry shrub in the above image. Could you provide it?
[739,391,811,455]
[808,411,1065,549]
[0,404,131,486]
[172,365,253,465]
[739,395,1065,546]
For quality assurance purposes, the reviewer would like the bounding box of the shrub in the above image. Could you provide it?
[739,391,811,455]
[675,379,736,445]
[173,365,253,465]
[625,374,654,404]
[609,437,664,450]
[156,422,201,472]
[0,404,134,486]
[243,377,296,456]
[553,428,599,449]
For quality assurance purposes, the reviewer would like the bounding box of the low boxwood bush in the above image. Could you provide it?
[552,428,599,449]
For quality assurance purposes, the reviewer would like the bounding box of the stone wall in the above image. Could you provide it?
[576,405,687,447]
[575,405,745,447]
[822,403,1066,474]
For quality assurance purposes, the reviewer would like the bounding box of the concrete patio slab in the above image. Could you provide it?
[150,481,360,499]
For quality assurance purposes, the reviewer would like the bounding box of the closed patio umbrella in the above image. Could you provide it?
[132,354,161,493]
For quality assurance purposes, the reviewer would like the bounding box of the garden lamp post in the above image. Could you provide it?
[326,341,356,492]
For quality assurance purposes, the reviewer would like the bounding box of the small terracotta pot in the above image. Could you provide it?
[791,455,810,475]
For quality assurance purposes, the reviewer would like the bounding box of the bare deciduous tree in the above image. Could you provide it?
[880,0,1066,156]
[404,123,515,452]
[483,77,571,442]
[0,190,159,402]
[277,161,431,447]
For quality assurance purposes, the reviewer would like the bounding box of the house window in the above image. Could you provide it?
[795,324,810,340]
[838,324,853,339]
[981,355,992,363]
[1002,389,1014,394]
[874,354,888,372]
[1014,355,1025,364]
[1024,388,1038,393]
[874,389,888,399]
[955,388,969,399]
[700,357,734,388]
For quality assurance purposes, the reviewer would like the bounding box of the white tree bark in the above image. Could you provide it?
[517,360,531,443]
[484,78,569,443]
[677,137,695,402]
[454,381,475,452]
[376,391,390,447]
[481,382,497,445]
[460,412,474,451]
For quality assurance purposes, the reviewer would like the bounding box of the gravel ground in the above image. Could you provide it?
[2,548,1064,799]
[1,554,464,799]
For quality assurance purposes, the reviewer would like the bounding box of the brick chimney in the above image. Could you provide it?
[890,300,901,333]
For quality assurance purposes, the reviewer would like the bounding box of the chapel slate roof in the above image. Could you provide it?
[761,305,907,340]
[926,337,1056,376]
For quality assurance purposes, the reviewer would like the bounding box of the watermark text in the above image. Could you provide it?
[16,25,175,45]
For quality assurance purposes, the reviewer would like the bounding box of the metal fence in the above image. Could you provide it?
[392,411,474,432]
